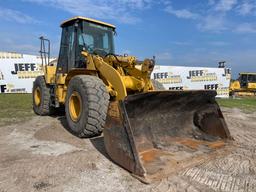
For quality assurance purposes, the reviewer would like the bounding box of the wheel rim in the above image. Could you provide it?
[69,91,82,122]
[34,87,41,106]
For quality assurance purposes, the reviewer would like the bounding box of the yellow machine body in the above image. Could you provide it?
[34,16,232,183]
[230,72,256,96]
[43,52,155,103]
[41,16,155,104]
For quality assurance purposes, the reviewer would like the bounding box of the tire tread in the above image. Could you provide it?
[66,75,109,138]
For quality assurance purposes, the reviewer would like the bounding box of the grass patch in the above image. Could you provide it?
[0,94,255,126]
[0,94,34,126]
[217,97,256,113]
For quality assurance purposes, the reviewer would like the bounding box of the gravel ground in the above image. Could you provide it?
[0,107,255,192]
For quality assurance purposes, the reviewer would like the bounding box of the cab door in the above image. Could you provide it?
[56,24,76,82]
[55,24,76,103]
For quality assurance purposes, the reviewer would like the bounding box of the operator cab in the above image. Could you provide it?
[57,16,116,73]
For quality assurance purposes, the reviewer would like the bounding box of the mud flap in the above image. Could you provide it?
[104,90,232,183]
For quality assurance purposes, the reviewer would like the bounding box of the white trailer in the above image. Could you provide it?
[0,52,55,93]
[0,52,231,97]
[152,65,231,98]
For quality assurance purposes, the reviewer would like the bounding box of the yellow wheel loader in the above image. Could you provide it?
[33,16,232,183]
[230,72,256,97]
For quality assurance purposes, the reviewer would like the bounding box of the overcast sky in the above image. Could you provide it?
[0,0,256,77]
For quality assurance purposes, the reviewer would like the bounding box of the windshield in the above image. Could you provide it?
[248,74,256,83]
[78,21,115,56]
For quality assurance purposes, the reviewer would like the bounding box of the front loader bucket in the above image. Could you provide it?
[104,90,232,183]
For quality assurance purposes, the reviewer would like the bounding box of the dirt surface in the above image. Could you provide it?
[0,108,255,192]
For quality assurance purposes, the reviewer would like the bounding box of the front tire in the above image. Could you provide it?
[33,76,54,115]
[65,75,110,138]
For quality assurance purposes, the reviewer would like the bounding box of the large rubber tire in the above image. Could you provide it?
[151,79,165,90]
[65,75,110,138]
[33,76,54,115]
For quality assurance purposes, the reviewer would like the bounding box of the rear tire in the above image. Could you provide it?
[33,76,54,115]
[151,79,165,90]
[65,75,110,138]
